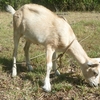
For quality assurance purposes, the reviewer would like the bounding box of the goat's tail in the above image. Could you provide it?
[6,5,16,15]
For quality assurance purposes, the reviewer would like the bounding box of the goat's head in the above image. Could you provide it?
[81,58,100,87]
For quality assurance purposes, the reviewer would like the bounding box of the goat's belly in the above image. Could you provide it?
[23,33,46,44]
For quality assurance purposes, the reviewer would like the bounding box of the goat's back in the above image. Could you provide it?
[13,4,75,49]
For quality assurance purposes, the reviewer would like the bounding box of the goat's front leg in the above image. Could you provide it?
[24,41,33,71]
[52,52,60,75]
[43,46,55,92]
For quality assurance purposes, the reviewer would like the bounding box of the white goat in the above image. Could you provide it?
[6,4,100,92]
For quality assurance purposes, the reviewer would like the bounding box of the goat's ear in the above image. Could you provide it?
[94,58,100,63]
[87,62,98,67]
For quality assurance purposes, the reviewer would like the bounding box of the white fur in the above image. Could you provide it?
[6,5,16,15]
[12,65,17,77]
[43,77,51,92]
[94,58,100,63]
[43,62,52,92]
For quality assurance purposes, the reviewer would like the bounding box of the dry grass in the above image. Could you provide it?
[0,11,100,100]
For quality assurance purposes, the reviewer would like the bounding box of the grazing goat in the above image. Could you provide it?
[6,4,100,92]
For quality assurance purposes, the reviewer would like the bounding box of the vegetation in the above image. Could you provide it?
[0,11,100,99]
[0,0,100,11]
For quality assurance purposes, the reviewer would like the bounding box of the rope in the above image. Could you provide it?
[52,39,75,69]
[14,53,45,65]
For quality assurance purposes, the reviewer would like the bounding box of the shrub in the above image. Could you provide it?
[0,0,100,11]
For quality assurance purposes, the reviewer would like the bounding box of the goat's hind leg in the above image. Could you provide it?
[12,32,20,77]
[24,41,33,71]
[52,52,60,75]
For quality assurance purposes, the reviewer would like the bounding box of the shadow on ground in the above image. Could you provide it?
[0,57,87,88]
[0,57,27,74]
[51,71,87,87]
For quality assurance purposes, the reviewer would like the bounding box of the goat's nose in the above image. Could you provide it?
[98,83,100,86]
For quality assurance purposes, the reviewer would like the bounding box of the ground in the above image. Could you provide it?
[0,11,100,100]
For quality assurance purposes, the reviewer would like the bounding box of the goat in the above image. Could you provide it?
[6,4,100,92]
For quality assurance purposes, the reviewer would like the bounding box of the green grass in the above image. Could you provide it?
[0,11,100,99]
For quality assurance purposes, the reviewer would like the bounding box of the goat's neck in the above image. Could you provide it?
[69,39,90,65]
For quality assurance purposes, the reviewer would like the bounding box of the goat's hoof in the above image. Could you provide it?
[12,72,17,77]
[28,65,33,71]
[42,85,51,92]
[12,67,17,77]
[55,70,60,76]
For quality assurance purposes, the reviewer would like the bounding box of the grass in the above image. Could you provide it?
[0,11,100,100]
